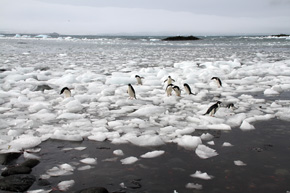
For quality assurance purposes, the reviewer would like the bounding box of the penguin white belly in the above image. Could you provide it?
[136,77,142,85]
[166,87,173,96]
[128,88,135,99]
[64,90,71,98]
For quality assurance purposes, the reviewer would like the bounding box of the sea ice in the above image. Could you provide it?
[190,170,214,180]
[140,150,165,158]
[195,144,218,159]
[120,156,138,164]
[57,180,75,191]
[234,160,247,166]
[80,158,97,165]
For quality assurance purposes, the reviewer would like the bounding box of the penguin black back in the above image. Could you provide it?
[183,83,194,95]
[211,77,222,87]
[60,87,70,94]
[204,101,222,116]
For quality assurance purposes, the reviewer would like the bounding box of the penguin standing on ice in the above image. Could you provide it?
[135,75,144,85]
[211,77,222,88]
[173,85,181,97]
[164,76,175,85]
[60,87,71,98]
[183,83,194,95]
[166,84,174,96]
[127,84,136,99]
[203,101,222,116]
[226,103,235,109]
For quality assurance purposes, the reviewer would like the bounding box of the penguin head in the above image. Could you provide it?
[173,86,180,91]
[216,101,222,105]
[211,77,217,80]
[135,75,140,78]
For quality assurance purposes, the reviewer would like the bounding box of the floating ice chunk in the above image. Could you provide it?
[226,113,247,127]
[8,135,41,152]
[113,149,124,156]
[120,156,138,164]
[105,76,135,85]
[28,103,49,113]
[264,88,279,95]
[175,127,195,136]
[65,100,84,113]
[74,147,87,151]
[128,135,165,147]
[207,124,231,130]
[200,133,214,141]
[195,144,218,159]
[58,180,75,191]
[47,164,74,176]
[88,132,107,142]
[190,170,214,180]
[140,150,165,158]
[50,132,83,142]
[222,142,233,147]
[57,113,84,120]
[174,135,202,149]
[128,106,166,117]
[234,160,247,166]
[77,165,92,171]
[186,183,203,190]
[207,141,215,145]
[240,120,255,130]
[27,189,52,193]
[80,158,97,165]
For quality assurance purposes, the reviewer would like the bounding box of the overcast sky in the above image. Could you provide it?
[1,0,290,35]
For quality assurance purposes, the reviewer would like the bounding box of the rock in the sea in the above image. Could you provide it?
[162,35,200,41]
[76,187,109,193]
[20,159,40,168]
[0,174,36,192]
[1,165,32,176]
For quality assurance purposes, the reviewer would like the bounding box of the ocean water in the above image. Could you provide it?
[0,35,290,192]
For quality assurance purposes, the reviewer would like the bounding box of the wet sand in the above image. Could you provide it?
[1,119,290,193]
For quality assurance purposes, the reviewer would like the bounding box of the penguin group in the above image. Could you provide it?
[60,75,232,117]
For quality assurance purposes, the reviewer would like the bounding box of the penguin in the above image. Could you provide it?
[211,77,222,88]
[60,87,71,98]
[183,83,194,95]
[166,84,174,96]
[135,75,144,85]
[226,103,235,109]
[164,76,175,85]
[173,85,181,97]
[127,84,136,99]
[203,101,222,116]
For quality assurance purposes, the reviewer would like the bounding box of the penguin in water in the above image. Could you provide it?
[60,87,71,98]
[203,101,222,116]
[211,77,222,88]
[173,85,181,97]
[166,84,174,96]
[164,76,175,85]
[135,75,144,85]
[127,84,136,99]
[183,83,194,95]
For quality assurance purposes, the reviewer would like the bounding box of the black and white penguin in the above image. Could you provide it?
[183,83,194,95]
[211,77,222,88]
[164,76,175,85]
[203,101,222,116]
[173,85,181,97]
[60,87,71,98]
[135,75,144,85]
[127,84,136,99]
[226,103,235,109]
[166,84,174,96]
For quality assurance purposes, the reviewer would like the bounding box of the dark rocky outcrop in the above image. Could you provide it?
[76,187,109,193]
[270,34,289,37]
[162,35,200,41]
[1,165,32,176]
[0,174,36,192]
